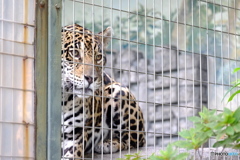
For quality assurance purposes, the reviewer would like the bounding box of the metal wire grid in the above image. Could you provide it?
[61,0,240,159]
[61,2,238,107]
[0,0,35,159]
[61,1,240,110]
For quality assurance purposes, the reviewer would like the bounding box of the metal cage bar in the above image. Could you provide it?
[36,1,62,159]
[35,0,48,159]
[47,0,62,159]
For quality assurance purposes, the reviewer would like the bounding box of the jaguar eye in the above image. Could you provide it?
[95,55,102,61]
[69,50,80,58]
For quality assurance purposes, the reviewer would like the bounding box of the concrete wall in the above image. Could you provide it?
[105,47,208,146]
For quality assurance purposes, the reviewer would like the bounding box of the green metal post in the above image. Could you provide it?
[35,0,48,160]
[36,0,62,159]
[47,0,62,160]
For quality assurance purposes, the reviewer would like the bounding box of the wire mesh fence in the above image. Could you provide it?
[0,0,35,159]
[1,0,240,160]
[60,0,240,159]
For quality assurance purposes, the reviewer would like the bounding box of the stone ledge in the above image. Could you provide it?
[90,147,239,160]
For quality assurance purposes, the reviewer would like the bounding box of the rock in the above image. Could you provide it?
[147,105,174,121]
[148,86,178,104]
[171,106,200,119]
[104,48,208,148]
[148,47,177,73]
[147,74,178,89]
[178,51,208,70]
[148,119,178,134]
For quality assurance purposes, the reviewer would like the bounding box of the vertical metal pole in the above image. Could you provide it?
[47,0,62,159]
[206,1,210,154]
[82,1,86,159]
[127,0,131,156]
[136,0,139,153]
[160,0,163,148]
[191,0,194,117]
[91,0,95,158]
[35,0,48,159]
[227,0,231,109]
[213,0,217,111]
[144,0,148,153]
[200,0,203,116]
[220,0,223,110]
[111,0,114,158]
[169,0,172,143]
[177,0,179,143]
[119,0,122,157]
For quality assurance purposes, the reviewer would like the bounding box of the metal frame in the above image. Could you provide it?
[35,0,48,159]
[35,0,62,159]
[47,0,62,159]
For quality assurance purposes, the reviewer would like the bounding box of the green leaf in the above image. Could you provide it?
[233,123,240,132]
[194,123,205,130]
[233,67,240,73]
[225,126,235,135]
[132,157,142,160]
[179,130,192,139]
[199,112,205,119]
[213,138,235,148]
[149,155,164,160]
[174,140,194,150]
[124,154,134,159]
[213,140,226,148]
[202,107,208,112]
[232,143,240,149]
[225,116,235,124]
[228,90,240,102]
[205,130,214,137]
[231,79,240,85]
[222,82,240,102]
[204,122,218,129]
[216,132,226,140]
[174,153,189,160]
[233,107,240,121]
[223,107,232,114]
[188,116,202,123]
[159,150,168,157]
[228,133,240,142]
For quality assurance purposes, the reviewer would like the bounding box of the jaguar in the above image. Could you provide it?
[61,24,145,159]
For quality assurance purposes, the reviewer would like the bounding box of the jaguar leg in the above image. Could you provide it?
[62,130,88,159]
[94,138,127,154]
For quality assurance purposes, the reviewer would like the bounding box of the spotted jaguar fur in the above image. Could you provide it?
[61,24,145,159]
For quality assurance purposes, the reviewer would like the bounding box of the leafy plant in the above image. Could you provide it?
[148,144,189,160]
[174,105,240,159]
[223,68,240,102]
[213,107,240,149]
[119,107,240,160]
[117,144,189,160]
[174,107,217,159]
[117,152,148,160]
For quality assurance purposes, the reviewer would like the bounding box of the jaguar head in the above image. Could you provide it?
[61,24,112,98]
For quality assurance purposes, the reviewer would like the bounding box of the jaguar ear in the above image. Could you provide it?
[98,27,113,49]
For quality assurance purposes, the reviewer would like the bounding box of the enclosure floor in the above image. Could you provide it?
[89,147,240,160]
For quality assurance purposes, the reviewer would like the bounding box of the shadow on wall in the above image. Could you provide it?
[105,46,208,146]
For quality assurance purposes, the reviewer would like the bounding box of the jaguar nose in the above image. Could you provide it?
[84,76,98,85]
